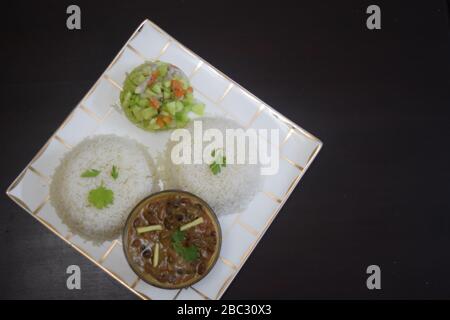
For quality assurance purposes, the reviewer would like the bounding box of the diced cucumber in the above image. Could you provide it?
[131,77,141,86]
[175,111,190,123]
[192,103,205,115]
[132,106,143,121]
[143,88,156,97]
[142,65,152,75]
[151,83,162,94]
[138,98,148,108]
[122,91,132,108]
[164,80,171,88]
[137,74,146,83]
[183,104,192,113]
[147,118,159,130]
[165,101,177,115]
[130,95,139,106]
[158,64,168,77]
[174,101,183,112]
[141,107,157,120]
[184,93,194,105]
[123,82,135,93]
[131,106,140,116]
[163,90,171,99]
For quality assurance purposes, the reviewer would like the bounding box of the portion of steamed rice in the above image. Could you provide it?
[164,117,262,216]
[50,134,155,242]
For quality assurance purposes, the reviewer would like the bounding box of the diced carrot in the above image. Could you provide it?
[162,115,172,124]
[147,70,160,86]
[173,88,185,99]
[187,86,193,93]
[149,97,160,109]
[156,116,165,128]
[171,79,183,90]
[171,79,186,99]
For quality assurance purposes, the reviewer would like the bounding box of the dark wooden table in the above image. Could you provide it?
[1,0,449,299]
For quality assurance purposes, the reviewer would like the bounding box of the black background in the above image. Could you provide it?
[0,0,449,299]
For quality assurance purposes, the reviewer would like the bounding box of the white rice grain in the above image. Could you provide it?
[50,134,155,242]
[163,118,262,216]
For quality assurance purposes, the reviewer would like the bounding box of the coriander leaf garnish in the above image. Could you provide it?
[172,229,185,243]
[210,162,222,175]
[175,243,198,262]
[88,184,114,209]
[111,165,119,180]
[209,149,226,175]
[171,230,199,262]
[81,169,101,178]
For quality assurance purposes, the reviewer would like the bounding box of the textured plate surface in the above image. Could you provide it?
[6,19,322,300]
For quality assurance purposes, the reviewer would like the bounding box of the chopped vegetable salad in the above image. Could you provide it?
[120,61,205,131]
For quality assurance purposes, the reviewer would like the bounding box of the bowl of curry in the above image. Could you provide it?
[122,190,222,289]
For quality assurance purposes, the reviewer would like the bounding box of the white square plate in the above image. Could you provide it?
[6,19,322,300]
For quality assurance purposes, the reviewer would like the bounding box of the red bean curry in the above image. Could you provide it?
[123,191,221,288]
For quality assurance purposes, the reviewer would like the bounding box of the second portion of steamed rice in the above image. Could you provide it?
[164,117,262,216]
[50,134,155,242]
